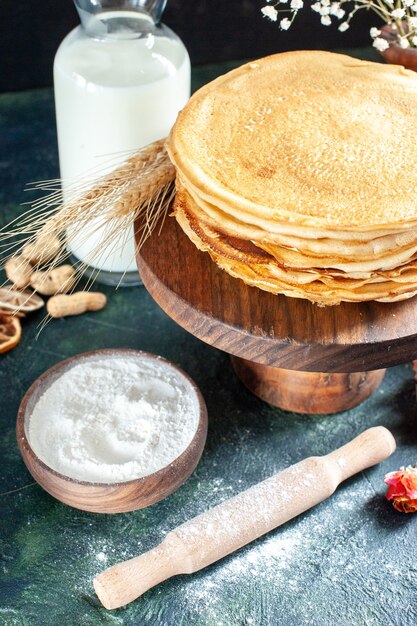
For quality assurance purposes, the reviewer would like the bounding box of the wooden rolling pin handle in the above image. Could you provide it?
[93,544,179,611]
[94,426,395,610]
[323,425,396,483]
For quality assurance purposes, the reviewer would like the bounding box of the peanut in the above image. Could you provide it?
[5,255,33,289]
[22,232,61,266]
[47,292,107,318]
[30,265,75,296]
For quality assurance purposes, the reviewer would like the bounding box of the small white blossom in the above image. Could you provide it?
[373,36,390,51]
[338,21,350,31]
[391,8,405,18]
[261,5,278,20]
[260,0,416,47]
[330,2,345,16]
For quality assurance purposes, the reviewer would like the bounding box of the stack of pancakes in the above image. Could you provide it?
[167,51,417,305]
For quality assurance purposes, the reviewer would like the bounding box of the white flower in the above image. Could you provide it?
[280,17,292,29]
[412,35,417,45]
[311,2,321,11]
[319,6,330,15]
[321,14,332,24]
[405,0,414,6]
[370,27,381,38]
[409,16,417,27]
[373,37,390,51]
[339,21,350,31]
[330,2,345,17]
[391,8,405,18]
[291,0,303,9]
[261,5,278,20]
[400,37,410,47]
[412,4,417,11]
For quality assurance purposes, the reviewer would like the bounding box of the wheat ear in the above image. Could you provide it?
[0,139,176,290]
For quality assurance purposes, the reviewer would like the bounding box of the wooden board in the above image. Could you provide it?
[137,215,417,373]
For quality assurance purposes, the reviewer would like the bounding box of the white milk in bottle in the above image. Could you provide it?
[54,2,190,285]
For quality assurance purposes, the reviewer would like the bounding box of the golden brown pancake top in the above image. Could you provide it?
[169,51,417,229]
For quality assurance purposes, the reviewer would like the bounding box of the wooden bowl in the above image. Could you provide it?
[16,349,207,514]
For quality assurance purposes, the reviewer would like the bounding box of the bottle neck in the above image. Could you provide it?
[78,10,158,40]
[74,0,168,39]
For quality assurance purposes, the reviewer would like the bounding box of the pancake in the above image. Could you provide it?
[167,51,417,304]
[178,169,417,236]
[174,193,417,305]
[179,181,417,274]
[169,51,417,230]
[180,173,417,240]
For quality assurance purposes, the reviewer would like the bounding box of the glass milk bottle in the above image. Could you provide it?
[54,0,190,285]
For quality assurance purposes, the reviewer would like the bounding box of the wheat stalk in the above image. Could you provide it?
[0,139,176,330]
[0,138,175,280]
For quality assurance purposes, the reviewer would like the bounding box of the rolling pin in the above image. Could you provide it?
[94,426,395,609]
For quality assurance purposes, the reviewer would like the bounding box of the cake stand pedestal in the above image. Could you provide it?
[136,216,417,414]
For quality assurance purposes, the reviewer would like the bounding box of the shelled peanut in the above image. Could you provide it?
[5,256,33,289]
[47,292,107,318]
[30,265,75,296]
[2,227,108,331]
[21,232,61,266]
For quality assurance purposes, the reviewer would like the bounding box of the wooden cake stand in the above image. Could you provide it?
[136,216,417,414]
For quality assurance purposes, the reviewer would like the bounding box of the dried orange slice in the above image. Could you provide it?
[0,307,25,318]
[0,287,44,314]
[0,313,21,354]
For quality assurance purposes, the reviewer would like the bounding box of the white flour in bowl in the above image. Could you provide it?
[27,355,200,483]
